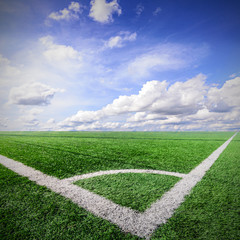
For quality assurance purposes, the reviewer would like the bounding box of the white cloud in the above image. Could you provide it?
[39,36,82,72]
[105,32,137,48]
[74,121,120,131]
[89,0,122,23]
[153,7,161,16]
[183,108,240,131]
[207,77,240,112]
[9,82,64,106]
[47,118,55,124]
[0,54,21,79]
[61,110,103,127]
[59,74,207,127]
[17,107,44,129]
[68,2,81,12]
[128,54,182,77]
[39,118,57,131]
[136,3,144,16]
[58,74,240,131]
[0,117,8,128]
[103,74,206,116]
[48,2,82,21]
[127,112,167,122]
[127,44,209,78]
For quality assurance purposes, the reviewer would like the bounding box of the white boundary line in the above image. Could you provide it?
[0,132,237,239]
[62,169,187,184]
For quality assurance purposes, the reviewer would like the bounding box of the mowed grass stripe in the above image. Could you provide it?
[0,132,233,178]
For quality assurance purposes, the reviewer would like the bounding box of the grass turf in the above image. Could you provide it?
[0,164,139,240]
[151,133,240,239]
[0,131,239,239]
[75,173,180,212]
[0,131,233,178]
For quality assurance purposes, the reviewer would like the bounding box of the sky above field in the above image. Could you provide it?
[0,0,240,131]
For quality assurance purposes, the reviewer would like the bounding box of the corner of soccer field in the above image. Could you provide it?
[0,132,239,239]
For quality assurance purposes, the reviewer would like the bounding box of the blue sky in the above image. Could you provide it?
[0,0,239,131]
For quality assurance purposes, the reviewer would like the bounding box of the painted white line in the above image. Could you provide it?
[0,132,237,239]
[62,169,187,184]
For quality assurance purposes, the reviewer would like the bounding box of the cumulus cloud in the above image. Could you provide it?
[48,2,82,21]
[20,116,40,128]
[39,118,57,131]
[105,32,137,49]
[58,74,240,131]
[59,74,207,127]
[89,0,122,23]
[39,36,82,72]
[9,82,64,106]
[61,110,103,127]
[127,44,209,78]
[207,77,240,112]
[17,108,44,129]
[103,74,207,116]
[127,112,167,122]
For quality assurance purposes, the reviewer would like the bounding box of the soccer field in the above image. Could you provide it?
[0,132,239,239]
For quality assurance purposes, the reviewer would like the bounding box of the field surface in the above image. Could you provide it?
[0,131,239,239]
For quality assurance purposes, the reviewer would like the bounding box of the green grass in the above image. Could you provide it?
[75,173,180,212]
[0,131,239,239]
[0,131,233,178]
[0,164,139,240]
[151,133,240,239]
